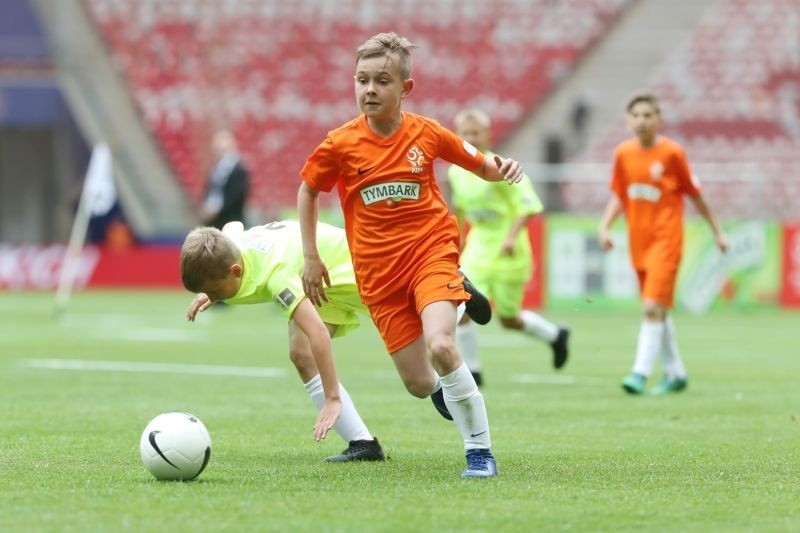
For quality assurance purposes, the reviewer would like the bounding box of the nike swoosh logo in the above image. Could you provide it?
[446,283,463,290]
[470,430,488,438]
[357,166,376,175]
[148,430,179,469]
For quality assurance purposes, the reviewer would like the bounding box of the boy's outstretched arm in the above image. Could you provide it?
[501,213,536,256]
[298,182,331,306]
[597,195,623,251]
[690,194,729,252]
[480,154,524,184]
[291,299,342,441]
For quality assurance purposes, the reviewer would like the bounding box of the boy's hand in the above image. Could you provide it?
[313,399,342,442]
[302,257,331,306]
[186,293,212,321]
[500,237,515,257]
[597,228,614,251]
[494,155,523,184]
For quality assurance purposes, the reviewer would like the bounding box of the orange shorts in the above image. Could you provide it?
[636,267,678,308]
[368,254,468,354]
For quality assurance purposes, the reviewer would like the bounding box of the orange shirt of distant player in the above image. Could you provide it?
[611,136,701,271]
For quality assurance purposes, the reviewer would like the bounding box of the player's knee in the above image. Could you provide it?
[499,316,522,330]
[402,376,435,398]
[427,335,457,364]
[643,303,666,321]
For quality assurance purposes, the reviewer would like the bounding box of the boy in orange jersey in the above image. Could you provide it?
[297,32,523,478]
[597,93,728,395]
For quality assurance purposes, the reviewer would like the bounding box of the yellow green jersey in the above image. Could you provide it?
[447,151,543,282]
[223,220,364,337]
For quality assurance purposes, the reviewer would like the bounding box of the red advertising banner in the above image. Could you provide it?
[780,222,800,308]
[0,244,182,290]
[90,246,182,288]
[522,216,544,309]
[0,244,96,290]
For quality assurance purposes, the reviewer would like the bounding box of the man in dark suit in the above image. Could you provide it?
[200,130,250,229]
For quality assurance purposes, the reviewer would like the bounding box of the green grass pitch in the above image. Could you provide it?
[1,291,798,532]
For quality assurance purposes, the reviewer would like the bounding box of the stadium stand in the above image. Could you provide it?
[0,0,52,67]
[83,0,631,215]
[568,0,800,219]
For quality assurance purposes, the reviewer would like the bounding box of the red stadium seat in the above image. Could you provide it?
[574,0,800,218]
[83,0,631,214]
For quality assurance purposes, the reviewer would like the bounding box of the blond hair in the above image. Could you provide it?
[180,227,240,292]
[356,32,417,80]
[454,108,491,130]
[626,92,661,114]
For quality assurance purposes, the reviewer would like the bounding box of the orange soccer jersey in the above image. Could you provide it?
[611,136,701,303]
[300,112,487,307]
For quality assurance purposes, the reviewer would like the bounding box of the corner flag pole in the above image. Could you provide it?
[54,143,115,317]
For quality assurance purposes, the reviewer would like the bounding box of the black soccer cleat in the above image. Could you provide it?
[471,371,484,388]
[551,327,570,370]
[324,438,386,463]
[462,274,492,325]
[430,388,453,421]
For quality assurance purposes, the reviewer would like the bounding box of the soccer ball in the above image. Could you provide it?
[139,412,212,481]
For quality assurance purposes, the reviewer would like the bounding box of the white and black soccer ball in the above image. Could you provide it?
[139,412,211,481]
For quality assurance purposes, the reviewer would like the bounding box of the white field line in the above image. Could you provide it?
[55,313,206,342]
[20,358,286,378]
[57,313,190,327]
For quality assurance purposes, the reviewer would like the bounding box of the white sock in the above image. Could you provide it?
[304,374,373,442]
[431,375,442,394]
[632,321,665,378]
[440,363,491,450]
[456,302,466,323]
[455,321,481,373]
[661,316,687,379]
[520,310,559,343]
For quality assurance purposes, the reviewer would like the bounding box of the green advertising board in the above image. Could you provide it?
[545,215,780,313]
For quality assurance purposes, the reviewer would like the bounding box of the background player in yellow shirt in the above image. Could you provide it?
[447,109,569,386]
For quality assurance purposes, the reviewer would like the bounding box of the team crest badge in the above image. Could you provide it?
[649,161,664,180]
[407,146,425,174]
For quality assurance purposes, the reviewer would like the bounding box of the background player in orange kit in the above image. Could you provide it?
[297,32,523,478]
[597,93,729,395]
